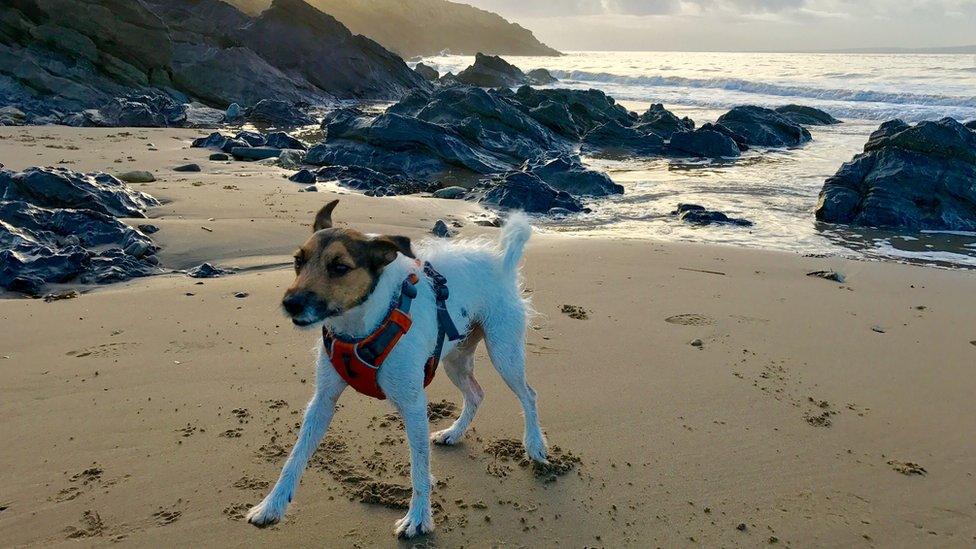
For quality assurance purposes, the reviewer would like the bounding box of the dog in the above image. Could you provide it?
[244,199,548,537]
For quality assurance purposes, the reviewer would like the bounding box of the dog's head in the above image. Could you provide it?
[282,199,414,327]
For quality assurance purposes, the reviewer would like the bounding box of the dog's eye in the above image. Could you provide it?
[294,255,306,273]
[329,263,351,277]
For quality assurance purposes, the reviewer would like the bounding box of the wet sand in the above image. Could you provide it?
[1,127,975,547]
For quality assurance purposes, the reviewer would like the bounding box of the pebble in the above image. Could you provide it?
[174,163,201,172]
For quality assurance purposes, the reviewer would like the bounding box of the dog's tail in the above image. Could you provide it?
[499,212,531,273]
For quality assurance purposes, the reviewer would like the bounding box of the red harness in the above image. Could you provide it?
[323,263,461,400]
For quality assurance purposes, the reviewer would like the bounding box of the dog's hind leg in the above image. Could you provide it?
[246,357,346,527]
[483,307,548,463]
[432,351,483,446]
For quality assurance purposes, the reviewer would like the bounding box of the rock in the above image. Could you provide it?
[117,171,157,183]
[807,270,844,283]
[965,120,976,131]
[186,263,235,278]
[209,153,230,161]
[774,105,840,126]
[527,100,579,139]
[481,172,583,214]
[174,163,202,172]
[234,291,249,298]
[526,68,557,85]
[138,224,160,234]
[300,184,318,192]
[231,147,283,161]
[690,338,703,348]
[4,167,159,218]
[182,102,226,127]
[192,132,230,149]
[672,203,753,227]
[0,201,160,294]
[221,138,250,154]
[815,117,976,231]
[581,120,665,156]
[314,165,425,195]
[524,154,622,197]
[289,169,317,184]
[265,132,307,150]
[226,103,244,121]
[432,186,467,199]
[456,53,528,88]
[716,106,812,148]
[668,129,741,159]
[431,220,454,238]
[277,149,306,169]
[235,131,268,147]
[414,63,440,81]
[698,123,750,152]
[0,106,27,126]
[512,86,637,137]
[637,104,694,139]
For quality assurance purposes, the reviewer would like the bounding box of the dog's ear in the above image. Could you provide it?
[313,199,339,232]
[367,235,415,269]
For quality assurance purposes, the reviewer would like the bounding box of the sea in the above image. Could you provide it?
[418,52,976,268]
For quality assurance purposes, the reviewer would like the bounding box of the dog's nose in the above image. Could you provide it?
[282,292,307,316]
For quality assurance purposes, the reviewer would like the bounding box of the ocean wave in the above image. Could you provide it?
[550,70,976,109]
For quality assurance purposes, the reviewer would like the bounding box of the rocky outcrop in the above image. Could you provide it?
[229,0,561,58]
[480,172,583,214]
[774,105,841,126]
[966,120,976,131]
[637,104,694,139]
[0,0,427,123]
[510,86,637,137]
[414,63,439,82]
[581,120,664,156]
[457,53,528,88]
[0,167,161,294]
[716,106,812,148]
[526,69,557,85]
[191,129,307,161]
[672,204,753,227]
[667,129,741,159]
[523,154,622,197]
[815,117,976,231]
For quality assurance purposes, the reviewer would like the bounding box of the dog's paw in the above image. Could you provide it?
[245,497,287,528]
[431,428,463,446]
[394,507,434,538]
[524,434,549,464]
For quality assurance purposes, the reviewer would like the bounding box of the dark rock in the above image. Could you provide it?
[226,103,244,121]
[192,132,230,149]
[116,171,157,183]
[414,63,439,81]
[277,149,305,168]
[0,201,160,294]
[481,172,583,214]
[265,131,307,150]
[209,153,230,161]
[289,169,317,184]
[138,224,160,234]
[581,120,665,156]
[0,106,27,126]
[456,53,528,88]
[431,219,454,238]
[965,120,976,131]
[815,117,976,231]
[245,99,314,127]
[672,203,753,227]
[221,138,250,154]
[698,123,750,152]
[512,86,637,137]
[235,131,268,147]
[637,104,694,139]
[314,165,425,195]
[524,154,622,197]
[2,167,159,218]
[231,147,282,160]
[432,186,467,199]
[527,100,579,139]
[526,68,557,85]
[187,262,235,278]
[174,163,201,172]
[774,105,841,126]
[668,129,741,159]
[807,270,845,283]
[716,106,812,148]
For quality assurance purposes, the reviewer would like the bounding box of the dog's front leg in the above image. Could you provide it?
[246,364,346,527]
[391,393,434,538]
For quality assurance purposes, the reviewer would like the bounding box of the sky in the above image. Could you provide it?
[463,0,976,52]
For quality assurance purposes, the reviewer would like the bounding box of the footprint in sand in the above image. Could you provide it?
[665,314,716,326]
[152,505,182,526]
[222,503,253,521]
[482,439,581,483]
[65,510,106,539]
[66,342,136,359]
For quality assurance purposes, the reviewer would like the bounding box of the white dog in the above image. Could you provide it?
[245,200,547,537]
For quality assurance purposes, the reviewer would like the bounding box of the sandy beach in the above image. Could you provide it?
[2,126,975,547]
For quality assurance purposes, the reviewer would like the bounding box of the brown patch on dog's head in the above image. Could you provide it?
[282,200,414,326]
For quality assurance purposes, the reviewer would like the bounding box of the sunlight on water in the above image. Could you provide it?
[418,52,976,268]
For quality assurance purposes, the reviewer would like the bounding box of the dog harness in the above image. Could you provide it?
[322,262,462,400]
